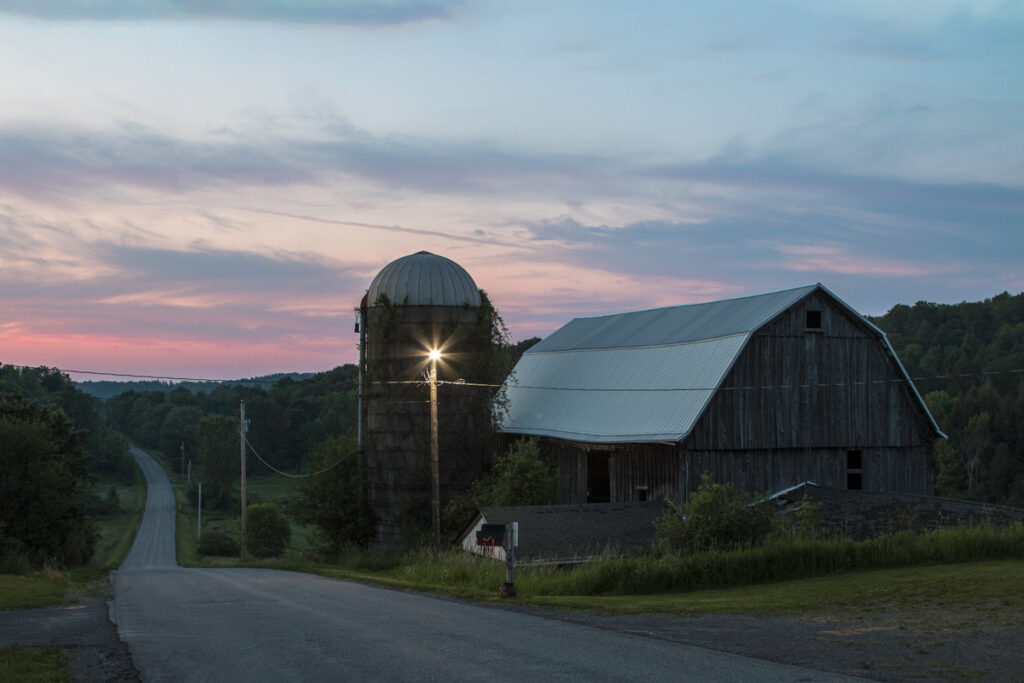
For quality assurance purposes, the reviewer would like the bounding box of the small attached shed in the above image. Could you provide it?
[500,284,944,504]
[460,501,666,563]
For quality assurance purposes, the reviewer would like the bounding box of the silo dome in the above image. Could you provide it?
[367,251,481,307]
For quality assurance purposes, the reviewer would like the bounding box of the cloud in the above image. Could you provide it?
[0,223,365,344]
[0,122,611,202]
[0,125,311,202]
[0,0,463,25]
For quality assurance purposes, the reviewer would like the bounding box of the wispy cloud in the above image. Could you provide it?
[0,122,612,202]
[0,0,464,25]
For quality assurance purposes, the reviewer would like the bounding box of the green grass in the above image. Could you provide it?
[88,472,147,571]
[0,575,73,610]
[0,645,69,682]
[522,560,1024,623]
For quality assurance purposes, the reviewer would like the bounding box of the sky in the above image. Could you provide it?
[1,0,1022,380]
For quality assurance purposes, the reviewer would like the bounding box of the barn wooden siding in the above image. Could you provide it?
[529,290,936,504]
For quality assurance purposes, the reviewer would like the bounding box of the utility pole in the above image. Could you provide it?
[197,481,202,541]
[429,353,440,560]
[187,459,192,488]
[180,441,185,479]
[240,399,247,561]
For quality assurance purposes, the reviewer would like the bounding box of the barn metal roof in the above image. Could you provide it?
[367,251,481,307]
[501,283,943,443]
[532,285,816,352]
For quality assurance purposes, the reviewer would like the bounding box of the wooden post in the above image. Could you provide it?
[197,480,202,541]
[240,399,247,561]
[430,360,440,559]
[500,522,517,598]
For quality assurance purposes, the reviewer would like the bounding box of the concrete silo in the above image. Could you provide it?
[358,251,494,549]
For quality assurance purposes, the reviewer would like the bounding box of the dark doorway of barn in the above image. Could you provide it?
[587,452,610,502]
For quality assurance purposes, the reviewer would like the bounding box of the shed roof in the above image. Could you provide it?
[500,283,942,443]
[472,501,665,562]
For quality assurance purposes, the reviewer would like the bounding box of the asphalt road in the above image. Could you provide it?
[110,446,863,682]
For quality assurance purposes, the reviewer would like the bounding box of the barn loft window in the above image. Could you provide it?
[636,486,649,502]
[846,449,863,490]
[805,310,822,330]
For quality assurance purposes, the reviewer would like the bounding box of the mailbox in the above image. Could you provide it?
[475,523,506,547]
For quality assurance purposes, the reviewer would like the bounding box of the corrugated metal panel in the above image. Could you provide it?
[532,285,815,352]
[502,334,748,442]
[367,251,481,307]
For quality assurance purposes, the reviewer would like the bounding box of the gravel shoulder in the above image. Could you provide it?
[502,603,1024,682]
[0,593,138,682]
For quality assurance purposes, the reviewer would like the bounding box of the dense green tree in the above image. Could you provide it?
[0,394,96,569]
[196,415,238,510]
[442,437,557,541]
[158,405,201,471]
[292,436,373,558]
[871,291,1024,505]
[653,475,776,554]
[245,504,291,558]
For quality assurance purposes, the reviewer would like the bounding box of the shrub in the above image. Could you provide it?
[654,474,776,554]
[246,504,291,558]
[292,436,373,559]
[197,530,239,557]
[443,437,556,541]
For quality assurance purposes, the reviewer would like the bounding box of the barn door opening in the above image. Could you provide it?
[587,452,610,503]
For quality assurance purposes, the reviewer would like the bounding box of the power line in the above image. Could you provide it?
[372,367,1024,393]
[244,436,354,479]
[2,363,247,384]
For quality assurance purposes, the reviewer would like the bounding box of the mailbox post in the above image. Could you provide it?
[501,522,518,598]
[475,521,518,598]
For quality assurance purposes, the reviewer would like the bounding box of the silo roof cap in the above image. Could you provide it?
[367,251,481,307]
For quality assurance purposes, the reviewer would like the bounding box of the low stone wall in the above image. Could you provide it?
[775,484,1024,540]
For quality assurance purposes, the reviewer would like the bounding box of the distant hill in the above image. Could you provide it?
[75,371,317,400]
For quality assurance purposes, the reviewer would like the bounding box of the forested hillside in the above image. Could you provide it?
[869,291,1024,506]
[76,371,316,400]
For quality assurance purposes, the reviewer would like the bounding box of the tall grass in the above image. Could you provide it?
[528,522,1024,596]
[313,523,1024,599]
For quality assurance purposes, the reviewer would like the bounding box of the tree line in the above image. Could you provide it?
[104,366,360,510]
[869,290,1024,506]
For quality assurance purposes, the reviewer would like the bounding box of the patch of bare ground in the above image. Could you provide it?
[510,603,1024,682]
[0,595,138,682]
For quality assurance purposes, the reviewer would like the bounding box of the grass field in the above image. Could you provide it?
[0,645,69,682]
[87,472,147,572]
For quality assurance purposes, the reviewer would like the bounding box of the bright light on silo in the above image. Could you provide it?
[428,349,442,361]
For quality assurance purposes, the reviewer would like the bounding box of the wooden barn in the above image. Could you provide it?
[499,284,944,504]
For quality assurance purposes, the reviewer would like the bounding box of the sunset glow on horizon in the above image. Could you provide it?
[1,2,1022,381]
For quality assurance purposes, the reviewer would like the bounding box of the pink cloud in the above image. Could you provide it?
[774,244,959,277]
